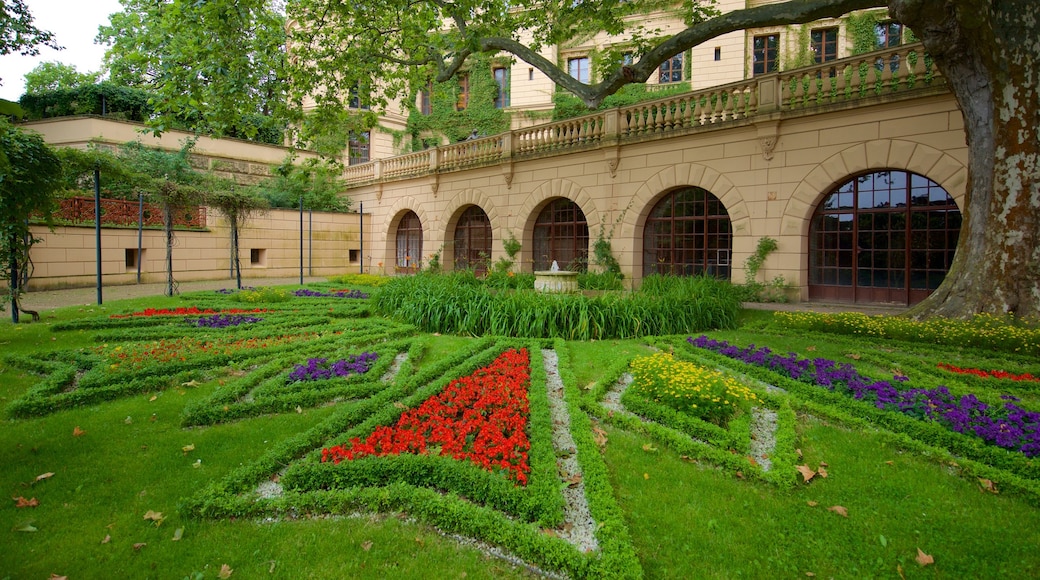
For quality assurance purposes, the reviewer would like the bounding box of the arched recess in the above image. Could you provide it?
[808,170,961,305]
[384,200,430,274]
[621,163,749,280]
[453,206,493,274]
[441,188,500,273]
[643,186,733,279]
[780,139,968,301]
[517,179,599,272]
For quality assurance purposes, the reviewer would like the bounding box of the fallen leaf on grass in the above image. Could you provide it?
[182,444,195,455]
[806,346,816,352]
[124,416,132,425]
[172,528,183,541]
[361,540,373,551]
[218,564,234,578]
[583,382,596,391]
[846,353,861,360]
[132,543,146,551]
[817,466,828,478]
[915,548,934,566]
[806,501,818,507]
[827,505,848,517]
[149,395,157,402]
[48,574,67,580]
[35,472,55,484]
[13,496,39,508]
[641,443,658,453]
[181,380,200,387]
[143,510,164,525]
[16,523,38,532]
[643,473,649,480]
[591,426,608,447]
[805,573,815,577]
[73,426,86,437]
[101,535,111,544]
[978,478,998,494]
[796,465,816,483]
[563,473,583,488]
[295,406,303,414]
[393,402,407,410]
[897,564,906,579]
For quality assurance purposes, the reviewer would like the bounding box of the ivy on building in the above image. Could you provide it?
[404,55,510,150]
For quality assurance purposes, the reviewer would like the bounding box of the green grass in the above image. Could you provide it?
[2,287,1039,578]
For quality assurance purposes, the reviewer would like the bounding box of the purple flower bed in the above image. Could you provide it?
[688,335,1040,457]
[293,288,370,299]
[189,314,264,328]
[288,352,379,382]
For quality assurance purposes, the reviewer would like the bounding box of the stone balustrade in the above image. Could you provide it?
[344,43,945,188]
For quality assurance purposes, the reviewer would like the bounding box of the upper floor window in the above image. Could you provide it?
[348,84,370,110]
[567,57,590,83]
[493,67,510,108]
[659,52,683,83]
[420,81,432,115]
[456,74,469,111]
[876,22,903,48]
[348,131,370,165]
[753,34,779,76]
[811,27,839,63]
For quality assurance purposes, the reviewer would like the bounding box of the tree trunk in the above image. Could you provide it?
[893,0,1040,319]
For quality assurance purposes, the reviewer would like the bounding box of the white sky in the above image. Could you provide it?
[0,0,124,101]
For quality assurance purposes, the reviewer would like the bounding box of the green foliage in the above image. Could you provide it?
[22,61,99,93]
[577,271,624,291]
[97,0,288,141]
[552,82,693,120]
[374,272,740,339]
[847,10,888,55]
[629,352,759,425]
[405,55,510,149]
[738,237,789,303]
[0,119,63,314]
[0,0,58,84]
[328,273,391,287]
[19,82,152,122]
[252,157,351,213]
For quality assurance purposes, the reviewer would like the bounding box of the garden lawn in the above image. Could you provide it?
[1,287,1039,578]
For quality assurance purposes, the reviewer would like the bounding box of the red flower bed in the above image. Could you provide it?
[110,307,266,319]
[322,348,532,484]
[937,362,1040,383]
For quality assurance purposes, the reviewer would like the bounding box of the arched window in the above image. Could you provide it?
[395,211,423,274]
[453,206,492,274]
[809,170,961,305]
[532,198,588,271]
[643,187,732,279]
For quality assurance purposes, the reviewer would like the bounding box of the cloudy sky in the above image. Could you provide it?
[0,0,124,101]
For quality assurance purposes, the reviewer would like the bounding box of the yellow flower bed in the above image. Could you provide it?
[772,311,1040,356]
[630,352,759,425]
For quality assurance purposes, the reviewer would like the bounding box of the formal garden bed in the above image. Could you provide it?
[2,277,1039,578]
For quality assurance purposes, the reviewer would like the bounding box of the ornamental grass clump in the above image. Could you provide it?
[629,352,759,426]
[288,352,379,382]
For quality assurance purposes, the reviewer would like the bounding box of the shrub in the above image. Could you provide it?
[328,273,390,287]
[231,287,292,303]
[629,352,759,425]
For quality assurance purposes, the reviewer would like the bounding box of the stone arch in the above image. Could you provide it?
[619,163,749,279]
[381,198,433,272]
[517,179,600,271]
[780,139,968,238]
[442,189,498,273]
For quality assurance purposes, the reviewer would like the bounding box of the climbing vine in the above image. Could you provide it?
[847,10,888,55]
[405,55,510,150]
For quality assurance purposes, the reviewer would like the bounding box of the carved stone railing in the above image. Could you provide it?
[344,43,944,187]
[47,196,207,229]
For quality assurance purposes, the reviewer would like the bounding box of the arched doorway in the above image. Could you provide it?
[532,198,588,271]
[453,205,492,274]
[395,211,423,274]
[642,187,732,279]
[809,170,961,305]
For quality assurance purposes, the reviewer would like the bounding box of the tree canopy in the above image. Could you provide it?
[0,0,60,85]
[23,61,100,93]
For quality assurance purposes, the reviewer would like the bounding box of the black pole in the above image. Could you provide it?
[94,166,103,305]
[299,196,304,285]
[308,209,313,276]
[9,236,18,324]
[137,193,143,284]
[359,202,364,274]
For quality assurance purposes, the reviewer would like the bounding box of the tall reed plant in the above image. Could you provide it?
[374,272,740,339]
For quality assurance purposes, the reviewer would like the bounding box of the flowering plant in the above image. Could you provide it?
[288,352,379,382]
[189,314,264,328]
[630,352,759,425]
[937,363,1040,383]
[293,288,370,299]
[689,335,1040,457]
[322,348,531,484]
[110,306,264,319]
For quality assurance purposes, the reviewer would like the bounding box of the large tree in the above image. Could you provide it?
[0,0,60,85]
[102,0,1039,318]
